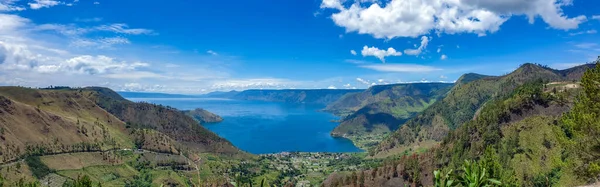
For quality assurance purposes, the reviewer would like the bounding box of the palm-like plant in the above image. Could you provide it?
[434,169,458,187]
[456,160,501,187]
[434,160,501,187]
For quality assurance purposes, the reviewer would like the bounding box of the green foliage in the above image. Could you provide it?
[560,63,600,180]
[434,169,457,187]
[62,175,96,187]
[434,160,501,187]
[25,156,53,179]
[125,169,153,187]
[14,178,40,187]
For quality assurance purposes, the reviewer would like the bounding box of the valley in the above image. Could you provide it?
[0,63,599,187]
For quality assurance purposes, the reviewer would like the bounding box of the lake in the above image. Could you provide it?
[126,97,363,154]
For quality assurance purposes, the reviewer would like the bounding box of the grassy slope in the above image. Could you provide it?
[82,87,240,156]
[328,83,452,149]
[0,86,246,185]
[373,63,594,157]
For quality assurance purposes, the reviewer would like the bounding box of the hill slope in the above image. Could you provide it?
[327,83,453,149]
[0,87,240,160]
[322,64,599,186]
[373,63,595,157]
[83,87,239,155]
[183,108,224,123]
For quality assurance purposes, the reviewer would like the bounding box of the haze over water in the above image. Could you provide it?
[126,97,362,154]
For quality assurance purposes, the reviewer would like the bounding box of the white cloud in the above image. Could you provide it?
[29,0,62,9]
[437,47,441,53]
[95,24,155,35]
[440,75,447,79]
[569,30,597,36]
[327,85,337,89]
[70,36,131,49]
[321,0,586,39]
[0,14,29,32]
[0,0,25,11]
[360,63,441,72]
[356,78,370,85]
[207,50,218,56]
[350,49,357,55]
[343,83,351,88]
[440,54,448,60]
[361,45,402,62]
[210,78,297,90]
[592,15,600,20]
[404,36,430,56]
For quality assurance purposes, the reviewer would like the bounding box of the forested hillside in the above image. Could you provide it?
[323,63,600,187]
[373,63,595,157]
[326,83,453,149]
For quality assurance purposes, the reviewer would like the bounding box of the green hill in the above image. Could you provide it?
[326,83,453,149]
[183,108,224,123]
[373,63,595,157]
[323,63,600,187]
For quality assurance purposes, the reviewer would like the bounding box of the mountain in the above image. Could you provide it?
[326,83,453,149]
[322,63,600,187]
[117,91,200,98]
[200,91,240,98]
[0,86,239,156]
[0,86,245,185]
[183,108,224,123]
[231,89,365,105]
[373,63,596,157]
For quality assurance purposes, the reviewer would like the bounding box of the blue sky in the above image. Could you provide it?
[0,0,599,93]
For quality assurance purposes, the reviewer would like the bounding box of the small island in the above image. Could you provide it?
[183,108,224,123]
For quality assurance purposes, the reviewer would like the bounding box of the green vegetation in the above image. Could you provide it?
[328,83,452,150]
[182,108,224,123]
[374,63,595,157]
[25,156,52,179]
[434,160,501,187]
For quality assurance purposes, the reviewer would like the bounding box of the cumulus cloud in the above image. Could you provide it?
[361,46,402,62]
[350,50,357,55]
[404,36,430,56]
[321,0,586,39]
[0,0,25,11]
[29,0,62,9]
[327,85,337,89]
[360,63,441,72]
[440,54,448,60]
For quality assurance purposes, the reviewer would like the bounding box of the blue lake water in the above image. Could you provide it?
[126,97,362,154]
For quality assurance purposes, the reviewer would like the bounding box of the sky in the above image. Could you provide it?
[0,0,599,94]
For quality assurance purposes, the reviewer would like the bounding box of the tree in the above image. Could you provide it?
[561,63,600,178]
